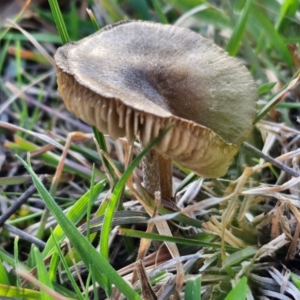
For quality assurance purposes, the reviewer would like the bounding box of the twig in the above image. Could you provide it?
[3,224,46,248]
[0,175,46,226]
[242,142,300,177]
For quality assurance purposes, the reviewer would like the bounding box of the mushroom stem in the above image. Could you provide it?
[157,154,173,200]
[142,149,173,201]
[142,149,160,197]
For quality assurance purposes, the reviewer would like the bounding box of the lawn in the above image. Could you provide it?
[0,0,300,299]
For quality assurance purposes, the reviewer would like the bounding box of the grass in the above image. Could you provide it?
[0,0,300,299]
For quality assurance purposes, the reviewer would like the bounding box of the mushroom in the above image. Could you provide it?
[54,20,257,201]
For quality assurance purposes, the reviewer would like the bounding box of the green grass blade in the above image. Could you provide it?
[276,0,299,32]
[33,247,53,300]
[120,228,237,251]
[51,231,85,300]
[1,33,62,43]
[224,276,248,300]
[251,3,293,66]
[85,268,93,300]
[48,0,70,44]
[258,82,276,95]
[27,245,37,269]
[0,258,10,285]
[16,155,142,300]
[48,251,59,282]
[91,264,100,300]
[14,237,20,287]
[185,275,201,300]
[254,86,288,124]
[0,247,30,272]
[0,36,11,74]
[276,102,300,109]
[291,273,300,290]
[226,0,252,56]
[151,0,168,24]
[43,180,106,256]
[86,165,96,241]
[222,247,257,269]
[0,284,41,300]
[93,127,115,185]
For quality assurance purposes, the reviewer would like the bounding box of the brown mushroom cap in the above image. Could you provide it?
[55,21,257,178]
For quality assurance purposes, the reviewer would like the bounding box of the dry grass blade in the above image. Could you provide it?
[0,71,53,114]
[243,177,300,195]
[0,175,46,225]
[255,233,289,260]
[132,191,161,285]
[6,19,55,66]
[0,0,31,38]
[202,217,246,248]
[140,189,185,294]
[2,1,300,299]
[16,268,70,300]
[136,260,157,300]
[242,142,300,177]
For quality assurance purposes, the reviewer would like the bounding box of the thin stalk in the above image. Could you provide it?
[142,149,173,201]
[142,149,160,197]
[158,154,173,200]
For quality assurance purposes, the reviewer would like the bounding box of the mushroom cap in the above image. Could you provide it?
[55,21,257,178]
